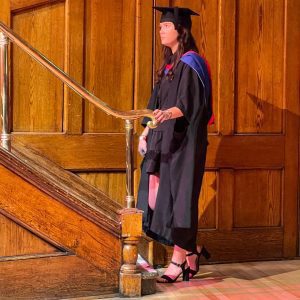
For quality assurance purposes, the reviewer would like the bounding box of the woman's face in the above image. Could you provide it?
[159,22,179,50]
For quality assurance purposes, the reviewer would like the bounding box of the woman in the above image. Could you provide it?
[137,6,214,283]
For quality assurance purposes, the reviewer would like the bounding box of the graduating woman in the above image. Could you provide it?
[137,6,214,283]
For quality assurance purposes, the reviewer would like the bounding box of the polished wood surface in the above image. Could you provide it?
[198,172,217,229]
[0,255,119,299]
[78,172,126,206]
[1,141,123,233]
[0,0,10,26]
[217,0,235,135]
[11,259,297,300]
[283,0,300,257]
[234,170,281,227]
[0,213,60,257]
[13,133,129,170]
[236,0,284,133]
[120,209,143,296]
[12,1,65,132]
[0,163,121,273]
[64,0,84,134]
[84,0,135,133]
[12,134,284,170]
[124,260,300,300]
[0,162,122,272]
[10,0,65,12]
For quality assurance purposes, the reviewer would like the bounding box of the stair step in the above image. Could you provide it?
[137,254,158,295]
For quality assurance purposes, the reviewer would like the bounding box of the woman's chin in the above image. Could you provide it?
[161,42,171,48]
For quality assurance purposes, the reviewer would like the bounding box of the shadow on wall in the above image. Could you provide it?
[196,92,299,269]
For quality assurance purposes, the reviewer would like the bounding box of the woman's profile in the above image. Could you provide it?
[137,6,214,283]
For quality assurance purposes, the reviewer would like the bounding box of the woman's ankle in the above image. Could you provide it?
[186,245,202,255]
[172,245,186,263]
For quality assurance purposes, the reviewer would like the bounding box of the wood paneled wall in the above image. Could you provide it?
[84,0,135,133]
[12,2,65,132]
[0,0,299,262]
[235,0,284,133]
[0,213,59,257]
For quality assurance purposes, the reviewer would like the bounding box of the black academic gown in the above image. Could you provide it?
[137,59,211,252]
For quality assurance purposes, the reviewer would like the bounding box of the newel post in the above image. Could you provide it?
[120,208,143,297]
[0,31,11,151]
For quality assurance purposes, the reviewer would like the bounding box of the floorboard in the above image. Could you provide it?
[79,260,300,300]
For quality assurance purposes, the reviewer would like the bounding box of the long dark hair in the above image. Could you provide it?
[156,24,199,83]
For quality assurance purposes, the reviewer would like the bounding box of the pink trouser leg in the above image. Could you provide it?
[148,173,160,210]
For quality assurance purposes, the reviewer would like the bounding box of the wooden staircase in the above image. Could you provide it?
[0,140,157,299]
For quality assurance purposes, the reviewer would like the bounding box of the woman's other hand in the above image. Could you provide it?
[138,137,147,157]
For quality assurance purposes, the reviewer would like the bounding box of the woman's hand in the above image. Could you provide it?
[153,109,172,124]
[138,138,147,157]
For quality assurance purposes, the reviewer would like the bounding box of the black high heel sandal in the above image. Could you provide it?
[186,246,211,278]
[157,260,190,283]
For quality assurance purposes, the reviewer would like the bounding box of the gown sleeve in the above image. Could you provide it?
[175,64,205,124]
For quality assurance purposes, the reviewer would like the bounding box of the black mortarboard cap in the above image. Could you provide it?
[153,6,199,29]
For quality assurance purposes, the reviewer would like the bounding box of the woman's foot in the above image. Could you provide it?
[157,245,189,283]
[186,245,211,279]
[157,260,189,283]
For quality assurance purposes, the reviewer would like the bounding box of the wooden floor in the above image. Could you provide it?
[74,259,300,300]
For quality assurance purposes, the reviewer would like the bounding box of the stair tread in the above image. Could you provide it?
[137,255,159,279]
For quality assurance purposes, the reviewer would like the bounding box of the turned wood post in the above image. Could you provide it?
[119,208,143,297]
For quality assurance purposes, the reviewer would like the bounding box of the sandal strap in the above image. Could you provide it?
[170,260,186,268]
[186,252,196,257]
[160,274,174,283]
[187,251,201,257]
